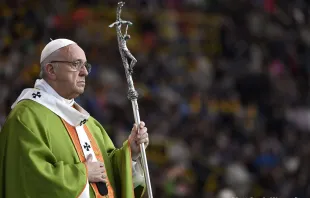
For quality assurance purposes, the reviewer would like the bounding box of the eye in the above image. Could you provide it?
[72,61,81,68]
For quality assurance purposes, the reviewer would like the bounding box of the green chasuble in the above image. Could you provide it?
[0,100,145,198]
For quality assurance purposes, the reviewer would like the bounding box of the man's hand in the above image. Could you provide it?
[85,154,107,183]
[128,121,149,160]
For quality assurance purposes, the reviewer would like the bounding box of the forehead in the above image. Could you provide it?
[61,44,86,61]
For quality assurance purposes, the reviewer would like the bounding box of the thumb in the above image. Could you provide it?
[86,154,93,162]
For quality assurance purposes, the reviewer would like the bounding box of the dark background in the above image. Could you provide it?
[1,0,310,197]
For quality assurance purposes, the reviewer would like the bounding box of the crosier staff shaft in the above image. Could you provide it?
[109,2,153,198]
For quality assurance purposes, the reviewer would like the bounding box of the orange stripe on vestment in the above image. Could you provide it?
[83,125,115,197]
[62,119,114,198]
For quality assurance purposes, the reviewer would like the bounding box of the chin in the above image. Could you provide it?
[77,89,85,94]
[74,87,85,96]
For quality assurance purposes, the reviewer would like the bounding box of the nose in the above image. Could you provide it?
[79,65,89,76]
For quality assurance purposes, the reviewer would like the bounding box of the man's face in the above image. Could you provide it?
[54,44,88,99]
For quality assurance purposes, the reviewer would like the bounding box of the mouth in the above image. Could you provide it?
[77,81,85,85]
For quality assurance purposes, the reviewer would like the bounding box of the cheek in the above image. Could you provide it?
[57,73,77,85]
[69,74,79,85]
[73,74,84,87]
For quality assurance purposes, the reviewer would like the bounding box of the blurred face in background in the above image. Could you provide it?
[46,44,89,99]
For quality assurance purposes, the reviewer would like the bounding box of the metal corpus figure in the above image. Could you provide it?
[109,2,153,198]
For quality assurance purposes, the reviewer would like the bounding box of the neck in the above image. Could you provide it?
[43,78,74,100]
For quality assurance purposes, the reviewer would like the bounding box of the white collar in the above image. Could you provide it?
[34,79,75,106]
[11,79,90,126]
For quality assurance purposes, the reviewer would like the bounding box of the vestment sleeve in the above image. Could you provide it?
[95,122,146,198]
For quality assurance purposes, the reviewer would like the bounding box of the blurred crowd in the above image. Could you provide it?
[2,0,310,197]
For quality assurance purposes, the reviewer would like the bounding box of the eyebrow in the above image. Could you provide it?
[73,59,87,62]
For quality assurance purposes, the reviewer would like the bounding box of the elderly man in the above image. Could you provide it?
[0,39,149,198]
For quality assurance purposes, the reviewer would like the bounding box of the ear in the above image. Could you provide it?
[45,63,57,80]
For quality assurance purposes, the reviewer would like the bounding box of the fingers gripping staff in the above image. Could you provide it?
[109,2,153,198]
